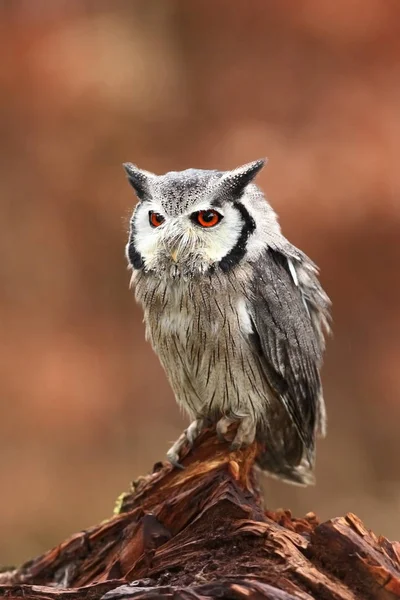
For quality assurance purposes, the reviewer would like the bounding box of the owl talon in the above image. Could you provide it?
[217,430,226,443]
[166,432,187,470]
[166,452,185,470]
[230,441,242,452]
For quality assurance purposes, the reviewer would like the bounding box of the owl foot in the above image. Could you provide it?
[216,416,237,441]
[216,415,256,450]
[228,416,257,451]
[230,416,256,450]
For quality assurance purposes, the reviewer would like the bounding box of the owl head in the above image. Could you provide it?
[124,159,280,277]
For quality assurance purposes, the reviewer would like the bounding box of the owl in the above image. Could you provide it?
[124,159,330,485]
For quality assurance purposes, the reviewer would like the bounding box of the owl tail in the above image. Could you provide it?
[256,449,316,486]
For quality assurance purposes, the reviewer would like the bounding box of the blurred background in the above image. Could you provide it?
[1,0,400,566]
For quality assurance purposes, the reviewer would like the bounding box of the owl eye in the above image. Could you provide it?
[192,209,223,228]
[149,211,165,228]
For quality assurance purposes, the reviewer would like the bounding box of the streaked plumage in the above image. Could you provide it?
[124,159,330,484]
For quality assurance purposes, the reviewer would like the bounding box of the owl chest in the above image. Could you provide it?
[140,278,231,360]
[144,283,211,348]
[137,271,263,390]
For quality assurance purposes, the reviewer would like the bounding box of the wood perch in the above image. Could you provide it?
[1,429,400,600]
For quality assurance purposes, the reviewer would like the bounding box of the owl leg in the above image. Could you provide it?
[166,432,186,469]
[186,418,206,446]
[166,418,206,469]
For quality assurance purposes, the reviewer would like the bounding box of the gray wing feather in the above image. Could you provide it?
[248,247,330,465]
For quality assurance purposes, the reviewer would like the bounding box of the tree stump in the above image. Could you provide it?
[1,429,400,600]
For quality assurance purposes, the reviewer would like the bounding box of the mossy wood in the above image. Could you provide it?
[1,430,400,599]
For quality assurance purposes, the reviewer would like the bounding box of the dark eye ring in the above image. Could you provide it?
[192,209,223,228]
[149,211,165,228]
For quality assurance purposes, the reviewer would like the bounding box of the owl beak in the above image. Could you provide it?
[170,248,179,262]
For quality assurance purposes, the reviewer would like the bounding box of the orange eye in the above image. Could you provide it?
[149,211,165,227]
[193,209,223,228]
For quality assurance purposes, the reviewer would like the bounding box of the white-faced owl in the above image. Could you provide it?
[124,159,331,485]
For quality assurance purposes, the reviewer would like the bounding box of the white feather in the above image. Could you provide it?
[287,258,299,286]
[132,200,244,271]
[201,204,242,262]
[237,298,253,336]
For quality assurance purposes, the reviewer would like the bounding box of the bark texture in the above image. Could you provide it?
[1,429,400,600]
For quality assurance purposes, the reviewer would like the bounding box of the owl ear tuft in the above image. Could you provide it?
[123,163,154,201]
[218,159,267,198]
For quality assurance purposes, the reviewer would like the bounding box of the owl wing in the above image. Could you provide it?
[247,247,330,465]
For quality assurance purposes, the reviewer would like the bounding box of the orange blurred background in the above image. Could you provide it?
[1,0,400,566]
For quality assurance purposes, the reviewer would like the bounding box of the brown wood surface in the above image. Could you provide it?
[1,429,400,600]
